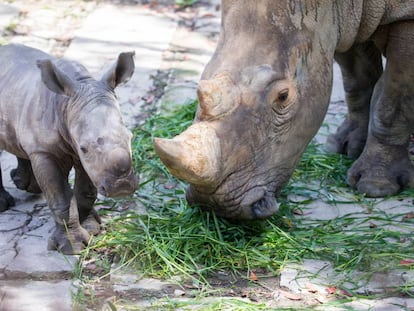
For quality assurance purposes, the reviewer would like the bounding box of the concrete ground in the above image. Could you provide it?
[0,1,413,310]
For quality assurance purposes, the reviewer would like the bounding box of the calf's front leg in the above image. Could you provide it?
[74,163,101,235]
[30,153,90,254]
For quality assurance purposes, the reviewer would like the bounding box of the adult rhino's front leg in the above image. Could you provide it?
[74,164,101,235]
[10,157,42,193]
[30,153,90,254]
[347,22,414,197]
[326,42,383,158]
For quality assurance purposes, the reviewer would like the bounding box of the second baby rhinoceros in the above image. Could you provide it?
[155,1,414,220]
[0,44,138,254]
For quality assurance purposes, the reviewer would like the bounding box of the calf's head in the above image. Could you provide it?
[37,52,138,197]
[155,1,340,219]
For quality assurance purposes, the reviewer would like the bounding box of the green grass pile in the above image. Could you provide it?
[82,100,414,295]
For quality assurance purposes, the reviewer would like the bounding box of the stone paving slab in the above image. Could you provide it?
[65,4,177,128]
[281,259,414,296]
[0,152,77,281]
[0,279,73,311]
[0,3,19,32]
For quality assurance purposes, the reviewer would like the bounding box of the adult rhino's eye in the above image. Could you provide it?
[277,89,289,102]
[80,146,88,154]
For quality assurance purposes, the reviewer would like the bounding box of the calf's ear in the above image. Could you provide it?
[101,51,135,89]
[36,59,77,97]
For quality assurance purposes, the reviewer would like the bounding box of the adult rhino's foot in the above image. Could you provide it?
[11,164,42,194]
[47,225,91,255]
[80,209,101,236]
[347,143,414,197]
[325,118,367,158]
[0,189,15,212]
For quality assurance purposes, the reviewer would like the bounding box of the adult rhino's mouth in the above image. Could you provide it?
[186,185,279,220]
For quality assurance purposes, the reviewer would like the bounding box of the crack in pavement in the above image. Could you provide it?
[0,203,47,234]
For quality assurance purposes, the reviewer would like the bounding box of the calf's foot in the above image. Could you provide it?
[47,225,91,255]
[347,140,414,197]
[80,208,101,236]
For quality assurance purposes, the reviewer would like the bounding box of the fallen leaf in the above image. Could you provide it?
[306,282,318,293]
[144,94,155,104]
[278,289,302,301]
[369,222,377,228]
[200,12,216,18]
[400,259,414,266]
[293,208,304,215]
[164,182,177,190]
[403,212,414,220]
[250,271,259,282]
[340,289,353,297]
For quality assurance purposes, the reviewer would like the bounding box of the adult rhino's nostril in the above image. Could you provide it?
[252,199,267,218]
[251,195,278,219]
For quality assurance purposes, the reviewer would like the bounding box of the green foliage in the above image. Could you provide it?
[175,0,198,7]
[82,100,414,297]
[131,101,195,178]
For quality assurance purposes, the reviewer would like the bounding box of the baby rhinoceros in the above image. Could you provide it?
[0,44,138,254]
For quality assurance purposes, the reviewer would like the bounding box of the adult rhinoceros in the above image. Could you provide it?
[154,1,414,220]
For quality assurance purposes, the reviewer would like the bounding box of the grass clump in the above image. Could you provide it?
[80,100,414,298]
[175,0,198,7]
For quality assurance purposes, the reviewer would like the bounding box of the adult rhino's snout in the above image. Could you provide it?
[185,184,279,220]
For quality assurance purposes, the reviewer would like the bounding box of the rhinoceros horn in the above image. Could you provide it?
[196,71,239,121]
[153,122,221,186]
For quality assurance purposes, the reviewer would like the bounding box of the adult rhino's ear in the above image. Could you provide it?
[101,51,135,89]
[36,59,77,97]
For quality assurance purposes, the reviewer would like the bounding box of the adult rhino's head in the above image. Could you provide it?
[154,1,353,219]
[37,52,138,197]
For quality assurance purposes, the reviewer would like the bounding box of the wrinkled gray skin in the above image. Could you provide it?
[154,1,414,220]
[0,44,138,254]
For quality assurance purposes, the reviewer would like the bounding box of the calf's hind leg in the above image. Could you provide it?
[0,163,15,212]
[10,157,42,193]
[347,21,414,196]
